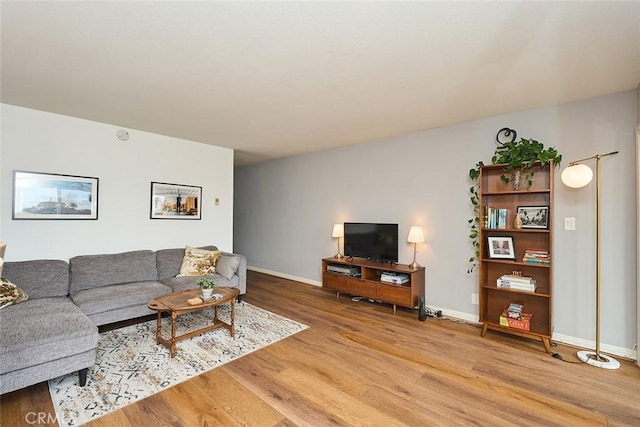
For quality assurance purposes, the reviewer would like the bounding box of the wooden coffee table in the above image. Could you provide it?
[147,287,240,358]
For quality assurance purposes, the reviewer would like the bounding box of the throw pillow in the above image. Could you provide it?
[215,254,240,280]
[177,246,222,277]
[0,277,29,310]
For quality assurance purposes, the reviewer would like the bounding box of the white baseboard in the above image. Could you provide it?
[249,267,637,360]
[248,266,322,287]
[551,332,637,361]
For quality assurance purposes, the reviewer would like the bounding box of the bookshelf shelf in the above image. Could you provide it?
[478,162,554,353]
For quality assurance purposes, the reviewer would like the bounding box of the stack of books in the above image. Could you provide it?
[523,249,550,264]
[500,303,532,331]
[483,207,507,229]
[497,274,536,292]
[380,272,409,285]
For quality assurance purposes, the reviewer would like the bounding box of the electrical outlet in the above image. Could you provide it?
[564,217,576,230]
[471,293,479,305]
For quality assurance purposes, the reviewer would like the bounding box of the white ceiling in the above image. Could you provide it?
[2,2,639,166]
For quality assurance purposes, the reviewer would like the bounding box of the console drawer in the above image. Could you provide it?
[323,273,349,292]
[348,279,377,299]
[377,283,411,306]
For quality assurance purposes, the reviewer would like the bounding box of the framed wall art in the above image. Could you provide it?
[12,170,99,220]
[487,236,515,259]
[150,182,202,219]
[517,206,549,229]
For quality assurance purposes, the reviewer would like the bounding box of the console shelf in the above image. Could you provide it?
[322,257,425,314]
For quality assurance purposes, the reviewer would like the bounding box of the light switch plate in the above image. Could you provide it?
[564,217,576,230]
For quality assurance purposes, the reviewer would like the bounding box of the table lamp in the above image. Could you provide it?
[332,223,344,259]
[407,225,425,270]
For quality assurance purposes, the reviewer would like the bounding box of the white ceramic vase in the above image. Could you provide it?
[201,288,213,300]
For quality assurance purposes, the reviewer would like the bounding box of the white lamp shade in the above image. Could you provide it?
[407,226,425,243]
[561,164,593,188]
[332,223,344,238]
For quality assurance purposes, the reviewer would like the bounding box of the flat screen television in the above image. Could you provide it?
[343,222,398,263]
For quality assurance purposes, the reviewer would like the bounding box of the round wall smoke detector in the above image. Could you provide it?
[117,129,130,142]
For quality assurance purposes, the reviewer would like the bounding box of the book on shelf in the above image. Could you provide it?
[497,280,537,292]
[523,249,550,264]
[497,209,507,229]
[522,257,550,264]
[524,249,549,255]
[500,274,535,284]
[484,207,508,229]
[497,275,536,292]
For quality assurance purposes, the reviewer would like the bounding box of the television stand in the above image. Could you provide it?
[322,257,425,314]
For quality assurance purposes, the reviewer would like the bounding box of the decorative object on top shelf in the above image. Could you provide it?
[332,223,344,259]
[407,226,425,270]
[492,134,562,190]
[487,236,515,259]
[561,151,620,370]
[467,130,562,273]
[517,206,549,229]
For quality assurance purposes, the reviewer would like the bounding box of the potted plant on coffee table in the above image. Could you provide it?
[197,278,216,300]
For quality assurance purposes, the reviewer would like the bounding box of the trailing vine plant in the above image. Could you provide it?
[467,160,484,273]
[467,129,562,273]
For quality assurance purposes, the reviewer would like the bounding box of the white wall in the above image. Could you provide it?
[235,90,638,355]
[1,104,234,261]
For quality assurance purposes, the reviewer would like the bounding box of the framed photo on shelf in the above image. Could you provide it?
[12,170,99,220]
[487,236,515,259]
[517,205,549,229]
[150,182,202,219]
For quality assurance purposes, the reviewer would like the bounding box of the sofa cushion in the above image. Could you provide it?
[71,281,171,317]
[2,260,69,299]
[156,246,218,280]
[177,246,221,277]
[216,254,241,280]
[161,274,239,293]
[0,277,29,309]
[0,297,98,374]
[70,250,158,293]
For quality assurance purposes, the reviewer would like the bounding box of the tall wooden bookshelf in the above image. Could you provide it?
[478,162,554,353]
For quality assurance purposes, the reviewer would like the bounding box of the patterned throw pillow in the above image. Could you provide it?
[176,246,222,277]
[0,277,29,310]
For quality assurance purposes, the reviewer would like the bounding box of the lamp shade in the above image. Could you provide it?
[407,226,425,243]
[331,223,344,238]
[561,164,593,188]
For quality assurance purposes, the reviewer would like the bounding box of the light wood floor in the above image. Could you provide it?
[2,271,639,426]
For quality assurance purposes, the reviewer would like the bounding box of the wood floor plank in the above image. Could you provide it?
[1,270,639,426]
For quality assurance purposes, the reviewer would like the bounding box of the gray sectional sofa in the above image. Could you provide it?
[0,245,246,395]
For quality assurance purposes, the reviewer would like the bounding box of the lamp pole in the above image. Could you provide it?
[564,151,619,368]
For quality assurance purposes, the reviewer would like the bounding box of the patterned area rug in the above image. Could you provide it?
[48,302,307,426]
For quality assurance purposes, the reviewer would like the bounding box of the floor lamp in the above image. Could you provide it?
[560,150,620,370]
